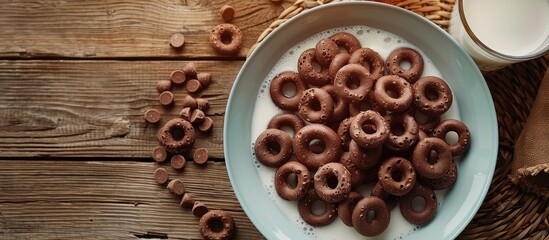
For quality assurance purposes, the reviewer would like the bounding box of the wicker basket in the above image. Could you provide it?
[253,1,549,239]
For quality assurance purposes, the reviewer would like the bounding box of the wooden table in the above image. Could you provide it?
[0,0,279,239]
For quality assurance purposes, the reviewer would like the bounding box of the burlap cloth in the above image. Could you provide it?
[253,1,549,238]
[511,69,549,200]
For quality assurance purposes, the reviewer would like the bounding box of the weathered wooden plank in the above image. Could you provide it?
[0,160,264,239]
[0,0,283,59]
[0,60,241,158]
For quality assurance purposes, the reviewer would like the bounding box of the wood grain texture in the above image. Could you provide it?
[0,0,284,59]
[0,60,241,158]
[0,160,264,239]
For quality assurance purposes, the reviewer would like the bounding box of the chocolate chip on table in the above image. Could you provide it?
[144,109,161,123]
[183,63,198,79]
[190,109,205,123]
[170,70,186,84]
[156,80,172,92]
[154,168,169,185]
[180,107,192,120]
[159,91,175,105]
[220,5,235,23]
[182,95,198,109]
[152,145,168,163]
[180,193,196,209]
[170,33,185,48]
[167,179,186,196]
[196,98,210,111]
[171,155,186,170]
[192,201,209,218]
[186,79,202,93]
[198,117,214,132]
[193,148,209,165]
[196,72,212,88]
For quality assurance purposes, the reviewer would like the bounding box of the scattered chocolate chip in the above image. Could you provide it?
[180,193,195,209]
[156,80,172,92]
[198,117,214,132]
[196,98,210,111]
[170,70,186,84]
[196,72,212,88]
[182,95,198,109]
[190,109,205,123]
[152,145,168,163]
[192,201,209,218]
[220,5,235,23]
[167,179,186,196]
[183,63,197,79]
[186,79,202,93]
[144,109,161,123]
[154,168,169,185]
[171,155,186,170]
[193,148,209,165]
[159,91,174,105]
[180,107,192,120]
[170,33,185,48]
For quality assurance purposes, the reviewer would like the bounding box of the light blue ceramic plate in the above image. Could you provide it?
[225,2,497,239]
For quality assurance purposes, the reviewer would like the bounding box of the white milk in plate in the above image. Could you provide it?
[250,25,461,239]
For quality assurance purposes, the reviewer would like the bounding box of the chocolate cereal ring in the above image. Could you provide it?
[270,71,308,111]
[339,152,367,188]
[386,47,424,83]
[209,23,243,55]
[328,32,362,54]
[157,118,196,153]
[371,182,399,210]
[412,137,452,179]
[373,75,413,112]
[315,38,340,67]
[267,112,305,135]
[298,88,334,123]
[275,161,312,200]
[293,124,342,170]
[352,196,390,237]
[298,188,338,227]
[297,48,331,86]
[334,64,375,103]
[254,129,293,168]
[321,84,349,122]
[378,157,417,196]
[349,140,382,170]
[432,119,470,156]
[399,184,437,225]
[412,76,453,116]
[419,160,458,190]
[338,191,362,227]
[337,117,353,150]
[314,162,352,203]
[349,110,389,149]
[198,209,235,240]
[384,112,419,152]
[328,53,350,79]
[349,48,385,80]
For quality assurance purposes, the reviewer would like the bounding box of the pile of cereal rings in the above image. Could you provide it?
[254,32,470,237]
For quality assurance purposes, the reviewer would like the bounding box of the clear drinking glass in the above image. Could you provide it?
[449,0,549,71]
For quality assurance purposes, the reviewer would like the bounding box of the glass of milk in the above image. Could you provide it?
[449,0,549,71]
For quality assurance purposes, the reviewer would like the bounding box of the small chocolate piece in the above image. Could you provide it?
[144,109,161,123]
[182,95,198,109]
[167,179,186,196]
[180,107,192,120]
[170,33,185,48]
[159,91,174,105]
[196,98,210,111]
[180,193,195,209]
[156,80,172,92]
[171,155,186,170]
[193,148,209,165]
[198,210,235,240]
[152,145,168,163]
[219,5,235,23]
[183,63,198,79]
[198,117,214,132]
[154,168,169,185]
[196,72,212,88]
[192,201,209,218]
[190,109,205,123]
[186,79,202,93]
[170,70,186,84]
